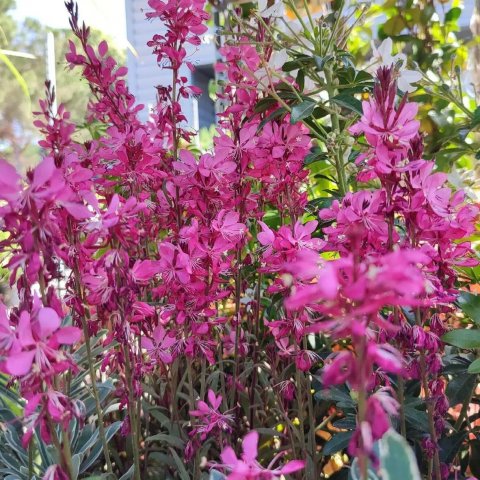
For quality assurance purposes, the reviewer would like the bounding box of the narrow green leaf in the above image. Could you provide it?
[442,329,480,349]
[146,433,185,449]
[290,100,316,124]
[119,465,135,480]
[169,448,189,480]
[0,52,30,103]
[472,106,480,129]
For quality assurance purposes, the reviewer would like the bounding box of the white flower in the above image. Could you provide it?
[369,38,422,93]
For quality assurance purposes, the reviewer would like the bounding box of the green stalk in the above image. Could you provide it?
[415,309,442,480]
[124,348,142,480]
[187,359,200,477]
[28,439,34,479]
[324,67,348,196]
[72,259,114,475]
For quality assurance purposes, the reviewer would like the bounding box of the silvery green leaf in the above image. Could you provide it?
[379,429,421,480]
[119,465,135,480]
[209,470,227,480]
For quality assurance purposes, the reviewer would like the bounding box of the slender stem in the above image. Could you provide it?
[124,348,141,480]
[231,247,243,409]
[305,372,317,478]
[398,376,407,438]
[416,308,441,480]
[293,337,307,472]
[28,439,34,479]
[47,413,73,479]
[356,334,369,480]
[187,359,200,477]
[72,259,114,474]
[324,67,347,196]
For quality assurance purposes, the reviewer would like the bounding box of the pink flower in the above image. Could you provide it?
[142,325,176,364]
[190,389,234,440]
[157,242,192,284]
[43,465,69,480]
[0,158,21,204]
[131,259,161,284]
[215,430,305,479]
[212,210,246,243]
[0,303,16,353]
[198,153,236,180]
[4,307,81,377]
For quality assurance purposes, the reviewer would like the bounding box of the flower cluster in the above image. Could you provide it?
[280,66,478,475]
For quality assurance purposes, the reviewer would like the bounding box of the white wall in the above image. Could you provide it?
[125,0,217,124]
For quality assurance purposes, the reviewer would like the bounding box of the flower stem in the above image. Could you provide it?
[72,258,114,475]
[324,67,348,196]
[124,347,142,480]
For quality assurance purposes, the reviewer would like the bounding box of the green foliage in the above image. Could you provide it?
[0,331,120,479]
[378,430,421,480]
[442,329,480,349]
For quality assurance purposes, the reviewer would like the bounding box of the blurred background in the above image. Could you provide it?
[1,0,479,178]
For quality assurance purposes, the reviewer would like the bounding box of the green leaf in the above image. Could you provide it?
[254,97,277,114]
[119,465,135,480]
[379,429,421,480]
[290,100,316,124]
[209,470,227,480]
[314,54,334,71]
[80,422,121,473]
[146,433,185,449]
[442,329,480,349]
[468,358,480,374]
[332,94,363,115]
[404,406,429,433]
[0,52,30,104]
[457,291,480,325]
[258,107,287,130]
[445,7,461,23]
[446,374,477,406]
[472,106,480,129]
[438,431,466,464]
[383,16,406,36]
[323,431,353,455]
[169,448,190,480]
[71,453,82,480]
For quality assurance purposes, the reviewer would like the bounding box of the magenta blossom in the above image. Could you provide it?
[142,325,176,364]
[215,430,305,479]
[4,306,80,377]
[190,389,234,440]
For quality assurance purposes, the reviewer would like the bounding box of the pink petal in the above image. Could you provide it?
[220,446,239,466]
[37,307,61,339]
[62,202,92,220]
[18,311,35,347]
[5,349,36,376]
[32,157,55,188]
[52,326,81,345]
[241,431,259,463]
